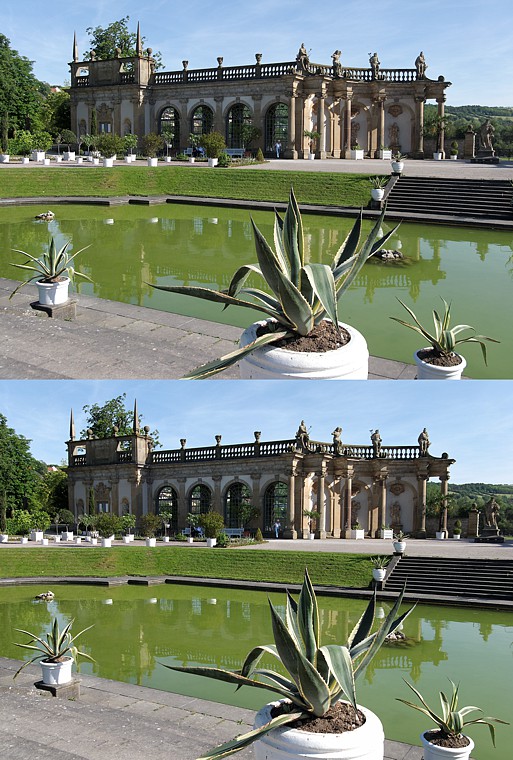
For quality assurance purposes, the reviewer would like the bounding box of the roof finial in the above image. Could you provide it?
[136,22,142,56]
[73,31,79,62]
[133,399,140,433]
[70,409,75,440]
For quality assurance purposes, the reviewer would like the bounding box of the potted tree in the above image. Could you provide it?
[159,509,173,541]
[350,143,364,160]
[303,509,320,540]
[9,235,92,307]
[123,133,138,162]
[161,126,174,163]
[186,512,199,543]
[162,570,413,759]
[13,618,94,686]
[379,145,392,160]
[304,130,321,159]
[61,130,77,161]
[188,133,201,162]
[31,131,52,162]
[369,175,388,202]
[140,513,162,546]
[97,133,124,167]
[397,679,508,760]
[379,524,393,539]
[142,132,164,166]
[9,130,34,163]
[450,141,459,161]
[452,519,462,540]
[199,131,227,167]
[149,189,397,379]
[390,297,499,379]
[58,509,75,541]
[120,513,136,542]
[370,555,389,582]
[350,522,365,540]
[29,510,51,542]
[198,510,225,547]
[96,513,121,547]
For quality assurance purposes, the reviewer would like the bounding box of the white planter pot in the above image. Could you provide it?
[21,157,30,164]
[123,536,131,544]
[208,158,218,167]
[41,538,49,545]
[436,531,447,540]
[379,529,393,539]
[414,349,466,380]
[0,154,10,163]
[379,150,392,159]
[63,152,75,161]
[308,153,316,160]
[165,156,172,163]
[373,568,386,582]
[75,537,82,544]
[188,156,195,163]
[0,534,9,543]
[36,277,70,307]
[54,535,61,543]
[30,531,43,542]
[61,531,73,541]
[350,529,365,540]
[40,657,73,686]
[371,188,384,201]
[145,537,156,547]
[103,157,114,167]
[32,151,45,162]
[147,157,158,167]
[308,533,315,541]
[391,161,404,173]
[433,152,443,161]
[450,155,458,160]
[421,731,474,760]
[206,538,217,548]
[393,541,406,554]
[90,537,98,545]
[19,536,28,544]
[43,158,50,165]
[350,150,364,160]
[187,536,194,544]
[239,319,369,380]
[162,536,170,542]
[55,155,62,163]
[253,701,384,760]
[76,156,83,164]
[452,533,461,540]
[101,537,112,548]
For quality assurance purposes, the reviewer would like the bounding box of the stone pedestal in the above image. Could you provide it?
[31,300,77,319]
[474,527,505,543]
[471,149,499,164]
[35,678,81,699]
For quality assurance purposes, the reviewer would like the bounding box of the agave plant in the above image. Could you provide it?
[161,569,414,759]
[397,679,508,746]
[13,617,94,678]
[150,189,398,378]
[9,236,92,299]
[390,297,499,365]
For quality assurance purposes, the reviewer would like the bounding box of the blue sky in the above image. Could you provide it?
[2,0,512,106]
[0,380,511,484]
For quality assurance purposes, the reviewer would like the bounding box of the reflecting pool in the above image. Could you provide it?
[0,583,511,759]
[0,203,512,378]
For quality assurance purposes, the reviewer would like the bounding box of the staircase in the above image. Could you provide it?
[384,556,513,603]
[385,176,513,222]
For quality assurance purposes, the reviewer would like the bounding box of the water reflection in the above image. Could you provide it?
[0,204,511,377]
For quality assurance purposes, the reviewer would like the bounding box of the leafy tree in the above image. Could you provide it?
[85,16,163,69]
[0,35,45,150]
[41,90,71,136]
[80,393,159,445]
[0,413,46,513]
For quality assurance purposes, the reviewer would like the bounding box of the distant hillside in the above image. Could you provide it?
[450,483,513,497]
[445,105,513,118]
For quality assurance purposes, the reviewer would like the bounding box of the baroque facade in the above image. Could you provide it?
[66,408,455,538]
[68,28,451,158]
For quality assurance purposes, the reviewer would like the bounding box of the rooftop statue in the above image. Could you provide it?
[418,428,430,456]
[415,51,427,78]
[296,43,310,71]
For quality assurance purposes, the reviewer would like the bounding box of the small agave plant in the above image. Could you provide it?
[150,189,398,378]
[161,569,414,759]
[9,236,92,299]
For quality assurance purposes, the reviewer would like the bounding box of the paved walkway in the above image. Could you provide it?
[0,277,416,380]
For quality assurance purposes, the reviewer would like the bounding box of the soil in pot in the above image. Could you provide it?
[275,701,366,733]
[416,348,462,367]
[424,730,470,749]
[256,320,350,352]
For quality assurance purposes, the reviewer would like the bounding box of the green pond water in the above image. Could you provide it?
[0,583,511,759]
[0,203,512,378]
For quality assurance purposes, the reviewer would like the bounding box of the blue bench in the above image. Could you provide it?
[225,148,244,159]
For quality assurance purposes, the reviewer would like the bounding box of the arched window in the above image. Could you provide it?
[263,482,288,534]
[159,107,180,148]
[191,105,213,136]
[226,103,252,148]
[189,484,212,515]
[265,103,288,153]
[224,482,252,528]
[156,486,178,530]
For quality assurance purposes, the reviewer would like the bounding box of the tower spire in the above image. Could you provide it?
[133,399,140,433]
[136,22,142,56]
[69,409,75,440]
[73,31,79,63]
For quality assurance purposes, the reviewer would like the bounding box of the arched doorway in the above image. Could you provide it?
[156,486,178,532]
[224,482,252,528]
[263,482,288,535]
[159,107,180,150]
[265,103,288,154]
[191,105,213,137]
[189,484,212,515]
[226,103,252,148]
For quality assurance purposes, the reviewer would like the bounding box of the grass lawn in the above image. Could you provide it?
[0,166,376,207]
[0,547,373,588]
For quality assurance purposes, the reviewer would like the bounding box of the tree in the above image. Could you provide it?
[41,90,71,136]
[85,16,163,69]
[0,413,46,513]
[80,393,159,445]
[0,35,45,150]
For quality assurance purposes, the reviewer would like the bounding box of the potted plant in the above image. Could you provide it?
[303,509,321,540]
[390,297,499,380]
[370,555,389,582]
[199,131,227,167]
[391,152,406,174]
[61,129,77,161]
[161,126,174,162]
[304,130,321,159]
[379,145,392,160]
[142,132,164,166]
[140,513,162,546]
[186,512,199,543]
[13,617,94,685]
[188,133,201,162]
[31,131,52,162]
[379,524,393,539]
[8,130,34,163]
[397,679,508,760]
[81,134,99,162]
[97,133,124,167]
[159,509,173,541]
[393,531,407,554]
[350,143,364,160]
[198,510,225,547]
[369,175,388,202]
[450,141,459,161]
[58,509,75,541]
[350,522,365,540]
[9,235,92,307]
[162,570,414,759]
[29,510,51,542]
[96,512,121,547]
[123,133,138,162]
[452,519,462,540]
[149,189,397,379]
[78,513,97,541]
[120,513,136,542]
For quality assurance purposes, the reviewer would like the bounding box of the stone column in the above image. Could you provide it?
[212,474,222,515]
[317,468,327,538]
[177,476,187,526]
[373,474,387,536]
[317,94,326,159]
[179,99,189,152]
[342,467,354,538]
[252,94,263,153]
[287,92,298,159]
[343,94,353,159]
[285,468,298,539]
[250,473,262,529]
[110,475,120,516]
[375,97,385,157]
[437,97,446,158]
[332,100,341,158]
[330,479,341,538]
[415,96,425,158]
[417,475,428,535]
[440,474,450,534]
[214,96,224,134]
